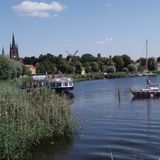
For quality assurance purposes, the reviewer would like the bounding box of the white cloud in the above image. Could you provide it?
[12,1,66,18]
[96,37,114,44]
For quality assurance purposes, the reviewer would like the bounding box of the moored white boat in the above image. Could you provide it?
[47,77,74,92]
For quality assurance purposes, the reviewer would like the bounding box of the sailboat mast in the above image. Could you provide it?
[146,39,148,71]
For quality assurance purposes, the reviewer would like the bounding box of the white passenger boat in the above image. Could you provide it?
[47,77,74,92]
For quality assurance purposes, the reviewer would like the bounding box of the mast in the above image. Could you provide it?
[146,39,148,71]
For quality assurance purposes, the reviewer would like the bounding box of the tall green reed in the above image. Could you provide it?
[0,80,74,160]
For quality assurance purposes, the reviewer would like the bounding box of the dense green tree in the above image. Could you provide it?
[127,64,137,73]
[85,65,92,73]
[97,61,104,71]
[112,55,124,71]
[75,61,83,74]
[36,60,55,74]
[137,64,145,72]
[107,66,116,73]
[107,59,115,66]
[137,58,146,66]
[39,53,56,63]
[23,56,39,66]
[148,57,157,71]
[0,55,22,80]
[122,67,129,73]
[81,53,95,63]
[121,54,132,67]
[157,57,160,63]
[65,65,75,74]
[91,62,99,72]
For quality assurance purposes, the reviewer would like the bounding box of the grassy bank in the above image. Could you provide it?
[0,80,74,160]
[73,72,128,82]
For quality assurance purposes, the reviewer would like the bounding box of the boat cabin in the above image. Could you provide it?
[48,77,74,92]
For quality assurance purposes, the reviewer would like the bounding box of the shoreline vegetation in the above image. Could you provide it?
[73,71,160,82]
[0,80,74,160]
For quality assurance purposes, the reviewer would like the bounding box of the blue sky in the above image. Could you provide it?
[0,0,160,60]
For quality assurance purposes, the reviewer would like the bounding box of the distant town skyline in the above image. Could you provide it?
[1,0,160,60]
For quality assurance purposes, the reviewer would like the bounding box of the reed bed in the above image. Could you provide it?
[0,80,74,160]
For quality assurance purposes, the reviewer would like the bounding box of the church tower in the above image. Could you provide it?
[2,47,5,56]
[10,34,19,60]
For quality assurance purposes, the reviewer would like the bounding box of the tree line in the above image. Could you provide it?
[23,53,159,75]
[0,53,159,80]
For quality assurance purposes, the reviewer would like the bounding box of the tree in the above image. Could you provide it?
[137,64,145,73]
[127,64,137,73]
[85,65,92,73]
[36,60,55,74]
[0,55,22,80]
[157,57,160,63]
[97,61,104,71]
[137,58,146,66]
[107,59,115,66]
[65,65,75,74]
[107,66,116,73]
[81,53,95,63]
[91,62,99,72]
[121,54,132,67]
[122,67,129,73]
[75,61,83,74]
[148,57,157,71]
[112,55,124,71]
[23,56,39,66]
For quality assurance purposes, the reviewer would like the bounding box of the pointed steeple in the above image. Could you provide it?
[2,47,5,55]
[12,33,16,48]
[10,34,19,60]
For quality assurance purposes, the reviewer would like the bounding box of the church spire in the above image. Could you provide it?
[10,34,19,60]
[12,33,16,48]
[2,47,5,55]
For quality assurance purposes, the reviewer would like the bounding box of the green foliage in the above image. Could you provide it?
[137,58,146,66]
[121,54,132,67]
[91,62,99,72]
[112,55,124,71]
[157,57,160,63]
[122,67,129,73]
[85,65,92,73]
[73,72,104,81]
[65,65,75,74]
[104,72,128,79]
[0,81,74,160]
[107,66,116,73]
[81,53,95,63]
[148,57,157,71]
[137,64,145,72]
[75,61,83,74]
[0,55,22,80]
[23,56,38,66]
[127,64,137,73]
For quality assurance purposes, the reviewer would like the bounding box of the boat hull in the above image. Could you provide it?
[130,89,160,98]
[53,86,74,93]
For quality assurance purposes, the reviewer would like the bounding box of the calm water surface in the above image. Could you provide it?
[32,76,160,160]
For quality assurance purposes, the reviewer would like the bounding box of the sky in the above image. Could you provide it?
[1,0,160,60]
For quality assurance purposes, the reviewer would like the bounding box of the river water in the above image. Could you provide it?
[32,76,160,160]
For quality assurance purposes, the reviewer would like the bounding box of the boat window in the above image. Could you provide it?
[69,82,73,86]
[64,82,68,86]
[51,82,55,88]
[57,82,61,87]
